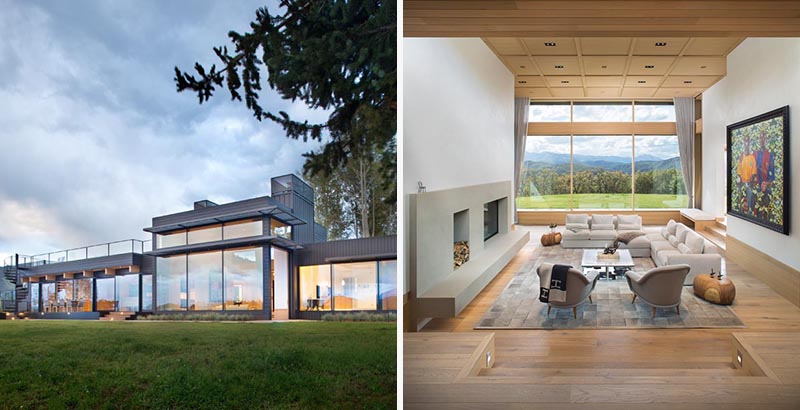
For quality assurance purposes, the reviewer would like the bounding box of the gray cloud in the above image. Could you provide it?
[0,0,326,259]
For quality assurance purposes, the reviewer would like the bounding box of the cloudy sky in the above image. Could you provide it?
[0,0,328,260]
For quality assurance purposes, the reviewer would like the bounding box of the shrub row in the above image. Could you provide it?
[321,312,397,322]
[139,313,253,321]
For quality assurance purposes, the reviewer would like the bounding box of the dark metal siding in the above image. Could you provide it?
[294,235,397,267]
[152,197,275,227]
[141,255,156,274]
[20,253,140,277]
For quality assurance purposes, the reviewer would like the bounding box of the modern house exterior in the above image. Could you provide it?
[1,174,396,320]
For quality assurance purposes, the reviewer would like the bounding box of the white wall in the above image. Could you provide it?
[403,38,514,194]
[702,38,800,271]
[403,38,515,293]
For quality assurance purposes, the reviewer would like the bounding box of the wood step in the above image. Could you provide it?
[99,312,136,321]
[706,224,727,238]
[480,367,742,378]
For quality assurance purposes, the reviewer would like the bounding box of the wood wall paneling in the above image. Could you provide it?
[726,234,800,307]
[528,121,677,135]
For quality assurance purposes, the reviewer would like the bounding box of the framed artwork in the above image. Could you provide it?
[727,105,790,235]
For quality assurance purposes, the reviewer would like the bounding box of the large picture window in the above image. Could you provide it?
[116,274,139,312]
[572,135,632,209]
[157,255,187,311]
[634,135,688,208]
[188,251,223,310]
[224,248,263,310]
[518,135,572,209]
[299,265,332,311]
[298,260,397,312]
[333,262,378,311]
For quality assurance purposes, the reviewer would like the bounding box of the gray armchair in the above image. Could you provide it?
[626,264,691,318]
[537,263,599,318]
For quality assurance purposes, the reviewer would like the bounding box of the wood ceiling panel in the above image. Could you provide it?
[405,2,800,37]
[522,37,577,55]
[502,56,540,75]
[515,76,546,87]
[660,75,721,88]
[683,38,743,55]
[584,76,623,87]
[582,56,628,75]
[516,88,553,98]
[484,38,527,55]
[627,56,676,75]
[621,88,657,98]
[624,76,664,88]
[654,87,704,98]
[586,88,621,98]
[545,76,583,87]
[579,38,632,55]
[550,88,586,98]
[670,56,726,76]
[534,56,581,75]
[633,38,690,55]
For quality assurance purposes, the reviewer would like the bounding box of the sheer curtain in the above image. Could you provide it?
[673,97,695,208]
[514,97,530,223]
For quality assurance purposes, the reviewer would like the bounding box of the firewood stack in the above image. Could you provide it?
[453,241,470,269]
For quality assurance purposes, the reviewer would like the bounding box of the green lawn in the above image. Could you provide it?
[0,321,395,409]
[517,193,688,210]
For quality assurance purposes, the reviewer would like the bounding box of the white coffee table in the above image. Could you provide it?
[581,249,635,280]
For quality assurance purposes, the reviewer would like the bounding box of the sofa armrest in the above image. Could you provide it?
[664,253,722,274]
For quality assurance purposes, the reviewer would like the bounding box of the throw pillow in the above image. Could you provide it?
[677,243,691,254]
[666,219,677,235]
[592,224,614,230]
[675,224,690,242]
[685,232,705,254]
[661,227,670,239]
[668,235,681,247]
[566,214,589,225]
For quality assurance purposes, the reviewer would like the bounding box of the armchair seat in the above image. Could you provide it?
[626,264,691,317]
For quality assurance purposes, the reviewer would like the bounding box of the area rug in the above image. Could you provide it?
[474,246,746,330]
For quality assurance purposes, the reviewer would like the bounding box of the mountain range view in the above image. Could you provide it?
[524,151,680,174]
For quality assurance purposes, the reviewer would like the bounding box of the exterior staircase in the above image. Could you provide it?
[699,216,727,256]
[99,311,138,321]
[1,256,28,314]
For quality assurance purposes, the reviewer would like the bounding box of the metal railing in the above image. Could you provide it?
[15,239,152,268]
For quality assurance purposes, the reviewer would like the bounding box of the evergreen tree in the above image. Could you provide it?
[174,0,397,200]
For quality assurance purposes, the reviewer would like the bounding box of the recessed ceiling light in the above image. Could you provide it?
[637,80,646,83]
[520,65,526,69]
[555,65,565,69]
[683,80,693,84]
[645,65,655,69]
[544,42,557,47]
[601,65,607,69]
[700,65,707,69]
[655,42,668,47]
[561,80,569,83]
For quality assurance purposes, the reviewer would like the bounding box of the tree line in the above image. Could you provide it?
[519,167,686,196]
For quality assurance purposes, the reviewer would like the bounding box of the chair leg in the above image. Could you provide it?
[652,307,657,318]
[573,306,577,319]
[547,305,551,316]
[589,295,592,304]
[632,294,637,304]
[676,305,680,316]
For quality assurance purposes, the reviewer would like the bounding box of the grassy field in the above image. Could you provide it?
[517,193,688,210]
[0,321,395,409]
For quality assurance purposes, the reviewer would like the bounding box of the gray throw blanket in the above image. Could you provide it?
[538,263,571,303]
[616,230,645,244]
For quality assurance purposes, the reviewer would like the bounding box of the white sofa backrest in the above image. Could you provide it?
[591,214,614,230]
[565,214,590,231]
[616,214,642,231]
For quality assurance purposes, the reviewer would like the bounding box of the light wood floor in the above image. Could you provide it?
[405,226,800,409]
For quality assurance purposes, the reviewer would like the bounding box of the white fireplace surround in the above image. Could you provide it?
[408,181,529,327]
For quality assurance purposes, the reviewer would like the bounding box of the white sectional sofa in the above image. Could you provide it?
[645,219,722,285]
[562,214,651,257]
[561,214,722,284]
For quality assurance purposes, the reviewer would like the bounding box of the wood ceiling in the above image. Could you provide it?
[404,1,800,38]
[485,36,743,99]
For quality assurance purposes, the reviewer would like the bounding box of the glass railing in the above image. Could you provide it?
[19,239,152,268]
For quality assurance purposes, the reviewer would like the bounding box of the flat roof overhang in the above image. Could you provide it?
[145,234,303,257]
[144,205,306,234]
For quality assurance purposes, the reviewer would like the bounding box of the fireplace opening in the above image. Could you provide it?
[484,199,500,241]
[454,209,469,270]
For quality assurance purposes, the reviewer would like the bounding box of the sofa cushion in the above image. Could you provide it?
[655,250,682,267]
[562,229,590,240]
[677,243,692,254]
[593,223,615,230]
[623,235,650,249]
[590,230,617,241]
[666,219,678,235]
[675,224,690,242]
[668,235,681,247]
[592,214,614,227]
[684,231,705,254]
[647,232,666,242]
[661,227,670,239]
[618,223,640,231]
[617,215,640,226]
[566,223,590,232]
[651,241,675,254]
[566,214,590,224]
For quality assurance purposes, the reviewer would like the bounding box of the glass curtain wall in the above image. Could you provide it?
[572,135,633,209]
[116,275,139,312]
[224,248,263,310]
[333,262,378,311]
[223,220,262,240]
[41,283,56,312]
[95,278,115,311]
[299,265,332,311]
[76,279,92,312]
[157,255,187,310]
[378,261,397,310]
[187,251,223,310]
[30,284,39,312]
[634,135,688,208]
[141,275,153,311]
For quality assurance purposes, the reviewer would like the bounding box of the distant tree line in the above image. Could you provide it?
[519,167,686,196]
